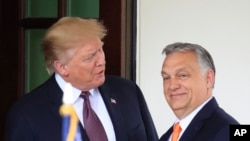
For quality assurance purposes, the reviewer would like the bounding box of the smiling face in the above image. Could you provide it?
[161,51,214,119]
[54,37,106,91]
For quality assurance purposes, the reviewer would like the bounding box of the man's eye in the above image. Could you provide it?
[163,76,170,81]
[84,54,95,62]
[178,74,188,79]
[86,56,93,61]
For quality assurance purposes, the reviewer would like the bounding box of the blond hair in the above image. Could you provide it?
[41,17,107,74]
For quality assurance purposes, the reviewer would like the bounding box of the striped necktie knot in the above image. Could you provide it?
[80,91,90,100]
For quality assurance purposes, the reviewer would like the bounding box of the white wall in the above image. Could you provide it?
[137,0,250,136]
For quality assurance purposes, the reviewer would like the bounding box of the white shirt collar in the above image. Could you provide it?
[174,97,213,138]
[55,73,96,104]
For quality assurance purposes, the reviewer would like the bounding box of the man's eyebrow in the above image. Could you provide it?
[161,67,190,75]
[161,71,167,75]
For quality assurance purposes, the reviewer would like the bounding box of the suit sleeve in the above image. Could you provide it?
[136,85,159,141]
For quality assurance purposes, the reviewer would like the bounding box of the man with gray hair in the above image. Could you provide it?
[159,42,239,141]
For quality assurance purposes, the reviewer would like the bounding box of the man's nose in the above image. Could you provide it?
[169,78,180,90]
[96,52,106,66]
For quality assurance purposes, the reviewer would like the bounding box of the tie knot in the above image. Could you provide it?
[80,91,90,100]
[173,122,182,133]
[171,122,182,141]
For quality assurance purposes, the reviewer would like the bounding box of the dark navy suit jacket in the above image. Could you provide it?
[160,97,239,141]
[4,75,158,141]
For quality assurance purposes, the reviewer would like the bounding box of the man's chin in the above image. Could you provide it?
[96,75,105,85]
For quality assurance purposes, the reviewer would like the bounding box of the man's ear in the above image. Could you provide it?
[206,69,215,87]
[53,61,68,76]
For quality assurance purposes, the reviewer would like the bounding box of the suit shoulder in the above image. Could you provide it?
[213,107,240,124]
[103,75,142,95]
[199,98,239,125]
[105,75,136,86]
[198,105,240,135]
[7,88,45,116]
[7,77,56,116]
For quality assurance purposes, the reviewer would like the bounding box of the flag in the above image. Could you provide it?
[111,98,116,104]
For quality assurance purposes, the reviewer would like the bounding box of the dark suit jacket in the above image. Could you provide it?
[160,97,239,141]
[4,75,158,141]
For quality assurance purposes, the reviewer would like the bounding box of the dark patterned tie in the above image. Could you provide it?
[80,91,108,141]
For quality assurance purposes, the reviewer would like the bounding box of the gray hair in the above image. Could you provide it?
[162,42,216,78]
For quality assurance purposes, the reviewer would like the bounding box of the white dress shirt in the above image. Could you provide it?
[169,97,213,141]
[55,73,116,141]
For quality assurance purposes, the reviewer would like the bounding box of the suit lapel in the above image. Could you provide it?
[78,123,90,141]
[99,84,128,141]
[165,126,174,140]
[180,98,218,141]
[179,119,203,141]
[46,76,64,123]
